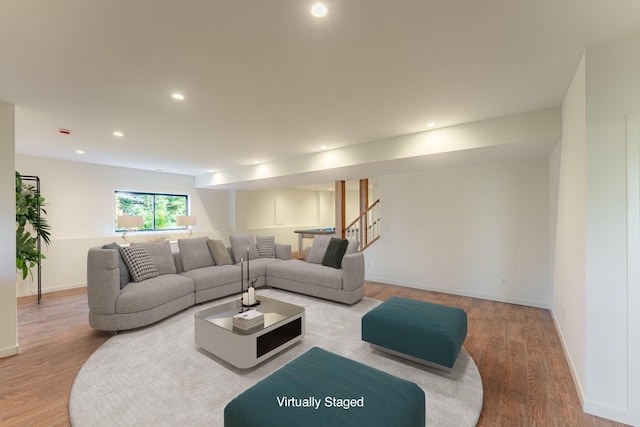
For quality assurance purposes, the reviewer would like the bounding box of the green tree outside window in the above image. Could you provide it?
[115,191,188,231]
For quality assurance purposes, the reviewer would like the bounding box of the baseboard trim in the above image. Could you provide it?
[583,399,636,426]
[365,275,551,309]
[549,309,585,406]
[550,311,637,425]
[0,344,19,359]
[16,282,86,298]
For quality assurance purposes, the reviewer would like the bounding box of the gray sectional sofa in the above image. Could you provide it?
[87,235,364,331]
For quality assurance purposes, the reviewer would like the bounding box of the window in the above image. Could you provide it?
[115,191,189,232]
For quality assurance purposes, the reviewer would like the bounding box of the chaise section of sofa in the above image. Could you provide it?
[266,236,365,305]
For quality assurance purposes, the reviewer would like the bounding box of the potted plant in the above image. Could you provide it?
[15,171,51,280]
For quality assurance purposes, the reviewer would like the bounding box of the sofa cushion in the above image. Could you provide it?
[181,265,241,292]
[132,241,176,275]
[230,234,258,263]
[246,257,281,279]
[267,259,344,290]
[102,242,130,288]
[116,274,194,313]
[256,235,276,258]
[119,245,159,282]
[207,239,233,265]
[178,237,215,271]
[322,237,349,269]
[172,248,184,273]
[306,235,332,264]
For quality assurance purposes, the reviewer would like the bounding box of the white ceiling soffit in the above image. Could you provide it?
[195,108,561,190]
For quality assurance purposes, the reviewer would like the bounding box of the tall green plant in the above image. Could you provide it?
[15,171,51,280]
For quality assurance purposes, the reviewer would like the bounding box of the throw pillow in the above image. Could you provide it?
[229,234,258,263]
[207,239,233,265]
[131,241,176,275]
[321,237,349,269]
[306,235,333,264]
[102,242,131,289]
[119,245,159,282]
[256,235,276,258]
[178,236,215,271]
[346,239,360,254]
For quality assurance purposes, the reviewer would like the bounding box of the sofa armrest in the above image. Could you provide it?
[275,243,292,260]
[87,247,121,315]
[341,252,365,292]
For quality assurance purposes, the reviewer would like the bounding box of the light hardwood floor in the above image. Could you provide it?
[0,283,628,427]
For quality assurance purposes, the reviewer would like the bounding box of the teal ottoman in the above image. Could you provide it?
[362,297,467,371]
[224,347,425,427]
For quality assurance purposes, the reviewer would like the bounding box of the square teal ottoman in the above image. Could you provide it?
[362,297,467,372]
[224,347,425,427]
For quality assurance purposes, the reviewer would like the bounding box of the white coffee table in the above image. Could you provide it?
[194,295,305,369]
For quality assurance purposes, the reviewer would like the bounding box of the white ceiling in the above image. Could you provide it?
[2,1,640,188]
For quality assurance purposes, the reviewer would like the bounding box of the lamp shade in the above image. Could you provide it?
[117,215,144,229]
[176,215,196,227]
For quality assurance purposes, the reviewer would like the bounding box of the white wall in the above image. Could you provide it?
[582,33,640,425]
[365,158,551,308]
[552,53,587,402]
[241,188,334,250]
[0,101,17,358]
[14,155,232,296]
[317,190,334,227]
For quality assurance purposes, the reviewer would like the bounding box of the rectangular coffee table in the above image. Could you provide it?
[194,295,305,369]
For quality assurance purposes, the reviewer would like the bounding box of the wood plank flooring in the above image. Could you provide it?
[365,282,627,427]
[0,288,111,427]
[0,283,628,426]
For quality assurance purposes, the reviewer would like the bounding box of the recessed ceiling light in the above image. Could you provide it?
[320,145,328,150]
[311,3,328,17]
[76,150,85,154]
[171,93,185,100]
[113,131,124,137]
[427,123,436,128]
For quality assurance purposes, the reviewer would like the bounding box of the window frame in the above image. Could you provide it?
[114,190,190,233]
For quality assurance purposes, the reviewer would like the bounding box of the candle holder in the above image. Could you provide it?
[240,298,261,312]
[240,278,260,312]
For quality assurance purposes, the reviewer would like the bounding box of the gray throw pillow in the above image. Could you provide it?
[178,237,214,271]
[321,237,349,269]
[306,235,332,264]
[207,239,233,265]
[256,235,276,258]
[102,242,130,289]
[346,239,360,254]
[132,241,176,275]
[119,245,159,282]
[229,234,258,263]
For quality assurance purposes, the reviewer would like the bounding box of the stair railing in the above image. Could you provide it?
[345,199,381,250]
